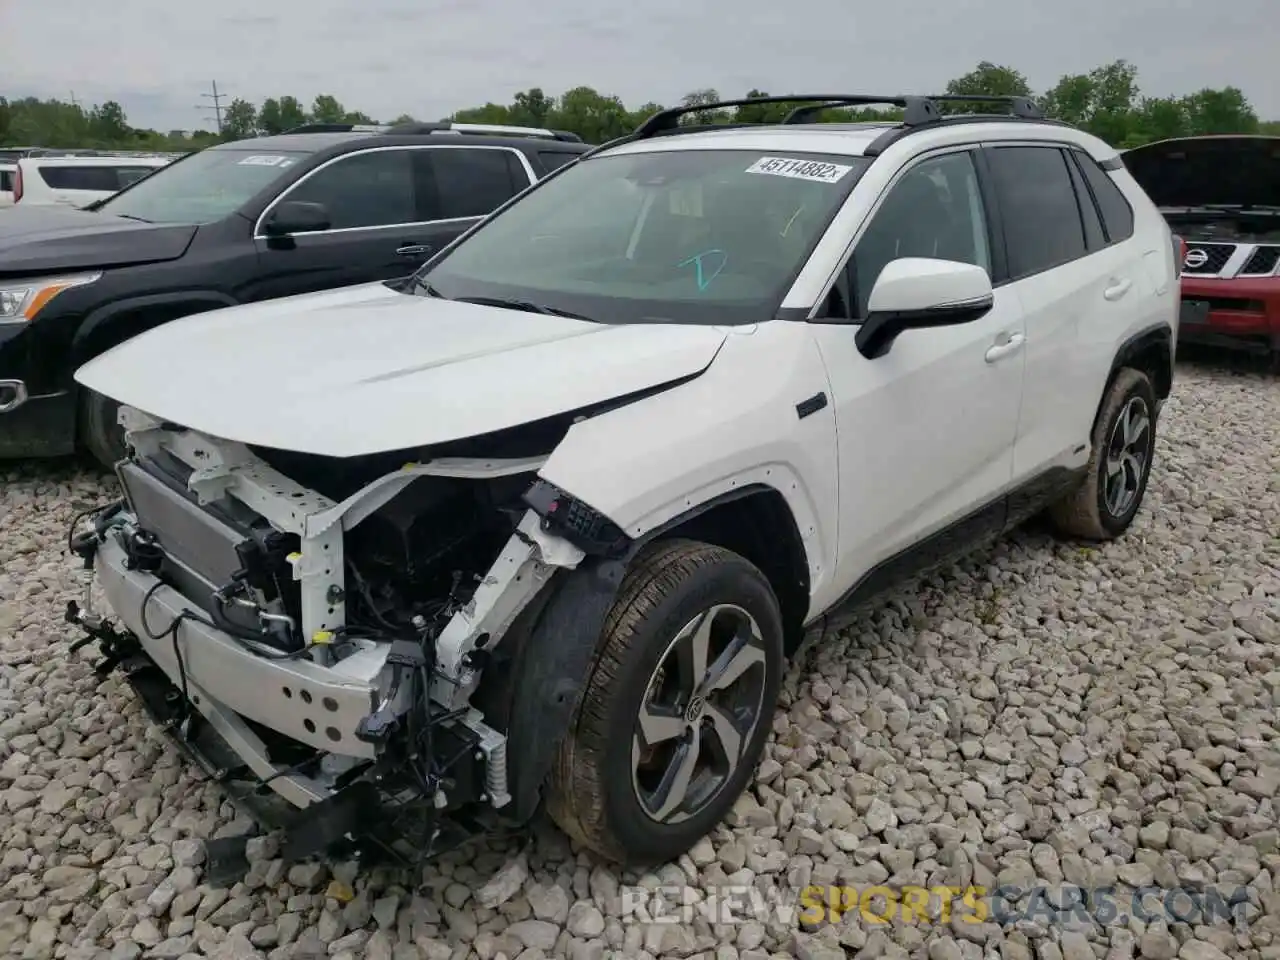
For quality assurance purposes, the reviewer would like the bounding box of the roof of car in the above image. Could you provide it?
[599,116,1119,166]
[216,125,592,156]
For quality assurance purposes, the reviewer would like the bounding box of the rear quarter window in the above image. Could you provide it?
[1073,151,1135,243]
[0,170,12,192]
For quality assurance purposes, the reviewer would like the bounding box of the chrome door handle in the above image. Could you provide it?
[984,332,1026,364]
[396,243,432,257]
[1104,278,1132,301]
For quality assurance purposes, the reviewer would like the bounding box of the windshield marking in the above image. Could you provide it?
[678,249,728,292]
[238,155,293,167]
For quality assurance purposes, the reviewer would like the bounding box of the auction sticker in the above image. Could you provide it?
[745,156,852,183]
[238,155,293,167]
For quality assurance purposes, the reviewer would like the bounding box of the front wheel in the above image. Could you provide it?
[546,539,784,865]
[1048,367,1157,540]
[78,387,126,471]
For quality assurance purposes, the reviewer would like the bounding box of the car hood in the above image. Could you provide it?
[0,205,196,278]
[1122,135,1280,210]
[75,282,730,458]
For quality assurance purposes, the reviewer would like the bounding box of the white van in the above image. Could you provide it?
[13,155,171,208]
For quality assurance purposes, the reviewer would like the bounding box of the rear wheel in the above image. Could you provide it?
[547,539,783,864]
[78,387,126,471]
[1048,367,1157,540]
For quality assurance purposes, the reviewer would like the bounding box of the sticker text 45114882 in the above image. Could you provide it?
[744,157,853,184]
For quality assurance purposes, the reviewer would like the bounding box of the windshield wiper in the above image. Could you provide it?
[454,296,596,322]
[112,213,153,223]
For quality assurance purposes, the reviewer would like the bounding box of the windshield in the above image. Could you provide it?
[415,148,871,324]
[95,147,310,224]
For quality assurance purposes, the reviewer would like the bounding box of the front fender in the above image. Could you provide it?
[537,320,840,619]
[72,290,239,365]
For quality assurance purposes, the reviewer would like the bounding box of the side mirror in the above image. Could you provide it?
[263,200,331,237]
[854,258,994,360]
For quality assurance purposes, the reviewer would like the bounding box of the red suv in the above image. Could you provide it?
[1122,135,1280,367]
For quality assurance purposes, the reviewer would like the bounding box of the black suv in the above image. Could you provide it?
[0,122,588,465]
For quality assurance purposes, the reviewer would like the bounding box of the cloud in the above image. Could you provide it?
[5,0,1276,131]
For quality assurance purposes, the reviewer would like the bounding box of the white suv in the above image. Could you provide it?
[69,94,1178,870]
[12,155,170,207]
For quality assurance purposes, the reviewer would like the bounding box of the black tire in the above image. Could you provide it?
[1048,367,1157,540]
[547,538,783,865]
[78,387,126,471]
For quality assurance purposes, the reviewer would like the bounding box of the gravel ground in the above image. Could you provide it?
[1,359,1278,960]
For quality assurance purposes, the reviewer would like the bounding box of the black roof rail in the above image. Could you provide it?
[582,92,1059,160]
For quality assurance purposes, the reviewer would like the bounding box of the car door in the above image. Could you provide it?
[982,144,1136,485]
[250,147,430,300]
[250,145,535,300]
[807,148,1027,586]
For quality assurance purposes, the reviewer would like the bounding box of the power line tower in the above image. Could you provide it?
[196,81,228,133]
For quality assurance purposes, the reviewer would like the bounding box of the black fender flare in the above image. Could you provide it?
[1092,323,1174,434]
[500,557,626,824]
[72,290,239,366]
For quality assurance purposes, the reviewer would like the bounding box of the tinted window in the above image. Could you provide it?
[987,146,1087,279]
[847,151,992,317]
[418,149,871,326]
[97,148,309,224]
[117,167,158,188]
[1074,151,1135,243]
[425,149,527,220]
[0,170,12,192]
[38,166,124,191]
[538,151,578,173]
[1065,153,1106,252]
[287,149,417,229]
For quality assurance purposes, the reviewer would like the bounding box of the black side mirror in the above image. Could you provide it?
[264,200,331,237]
[854,258,995,359]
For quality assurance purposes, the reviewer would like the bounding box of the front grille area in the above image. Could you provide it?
[1240,245,1280,276]
[1182,243,1235,276]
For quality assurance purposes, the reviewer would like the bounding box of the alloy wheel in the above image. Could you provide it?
[1103,395,1151,518]
[631,603,769,824]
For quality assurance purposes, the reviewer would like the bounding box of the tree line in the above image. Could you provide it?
[2,60,1275,155]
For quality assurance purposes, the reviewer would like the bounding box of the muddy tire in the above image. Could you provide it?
[78,387,126,471]
[546,539,783,865]
[1048,367,1157,540]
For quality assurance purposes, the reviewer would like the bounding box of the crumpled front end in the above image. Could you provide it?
[68,406,592,870]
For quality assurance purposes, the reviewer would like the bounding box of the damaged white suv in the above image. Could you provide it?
[68,94,1180,872]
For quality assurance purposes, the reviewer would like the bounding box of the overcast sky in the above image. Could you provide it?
[4,0,1276,132]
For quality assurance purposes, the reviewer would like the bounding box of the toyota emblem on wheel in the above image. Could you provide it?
[1184,248,1209,270]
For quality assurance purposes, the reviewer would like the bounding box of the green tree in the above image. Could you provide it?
[511,88,554,127]
[1180,87,1258,135]
[943,61,1033,114]
[1040,60,1140,144]
[311,94,346,124]
[221,98,258,141]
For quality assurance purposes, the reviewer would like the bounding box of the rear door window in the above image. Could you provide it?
[0,170,12,192]
[419,148,530,220]
[985,146,1088,279]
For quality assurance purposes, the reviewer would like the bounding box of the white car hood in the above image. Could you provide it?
[75,282,729,458]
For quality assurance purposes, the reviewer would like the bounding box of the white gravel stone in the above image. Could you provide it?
[1,362,1278,960]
